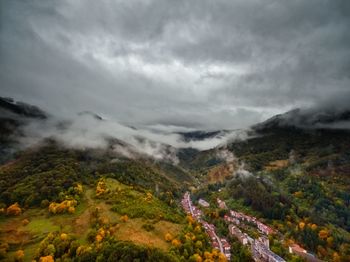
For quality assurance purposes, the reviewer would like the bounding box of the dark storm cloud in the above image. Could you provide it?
[1,0,349,131]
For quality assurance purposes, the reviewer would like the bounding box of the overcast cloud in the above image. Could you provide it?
[1,0,350,131]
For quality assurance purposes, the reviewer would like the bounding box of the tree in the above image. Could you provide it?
[6,203,22,216]
[190,253,202,262]
[172,239,181,248]
[14,250,24,262]
[39,255,54,262]
[121,214,129,223]
[165,233,173,242]
[318,229,329,240]
[60,233,68,241]
[68,206,75,214]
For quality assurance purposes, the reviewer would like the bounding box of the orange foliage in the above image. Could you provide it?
[318,229,329,240]
[96,234,103,242]
[293,191,303,198]
[192,253,202,262]
[217,253,227,262]
[60,233,68,241]
[48,199,77,214]
[22,218,29,226]
[333,252,341,262]
[171,239,181,247]
[186,215,194,224]
[6,203,22,216]
[121,215,129,223]
[96,179,108,196]
[165,232,173,242]
[40,255,54,262]
[14,249,24,261]
[74,183,83,194]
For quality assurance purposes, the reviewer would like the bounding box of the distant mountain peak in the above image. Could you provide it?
[254,107,350,131]
[0,96,47,119]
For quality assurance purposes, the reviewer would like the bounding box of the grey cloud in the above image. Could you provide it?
[1,0,349,132]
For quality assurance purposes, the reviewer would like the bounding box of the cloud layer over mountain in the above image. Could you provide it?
[1,0,349,130]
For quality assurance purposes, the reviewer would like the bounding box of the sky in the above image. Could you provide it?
[1,0,350,131]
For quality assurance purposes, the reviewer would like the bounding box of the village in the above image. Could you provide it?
[181,192,232,260]
[182,192,320,262]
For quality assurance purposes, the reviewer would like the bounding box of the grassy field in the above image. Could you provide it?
[113,218,183,250]
[102,178,183,223]
[0,178,186,261]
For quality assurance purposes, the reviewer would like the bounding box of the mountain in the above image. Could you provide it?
[254,108,350,132]
[186,108,350,261]
[0,97,47,119]
[1,100,350,261]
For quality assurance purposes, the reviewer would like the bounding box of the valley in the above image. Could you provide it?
[0,99,349,261]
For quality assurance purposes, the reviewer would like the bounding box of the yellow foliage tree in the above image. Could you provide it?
[6,203,22,216]
[333,252,341,262]
[311,224,317,230]
[165,232,173,242]
[191,253,202,262]
[318,229,329,240]
[326,236,334,247]
[121,215,128,223]
[96,234,103,242]
[98,228,106,238]
[48,203,57,214]
[293,191,303,198]
[204,251,213,260]
[49,200,77,214]
[96,179,108,196]
[186,215,194,224]
[76,246,92,256]
[14,249,24,262]
[40,255,54,262]
[217,252,227,262]
[171,239,181,248]
[68,206,75,214]
[74,183,83,194]
[144,192,153,201]
[22,219,29,226]
[299,222,305,230]
[60,233,68,241]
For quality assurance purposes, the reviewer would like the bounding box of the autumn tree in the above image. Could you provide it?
[14,250,24,262]
[165,233,173,242]
[6,203,22,216]
[40,255,54,262]
[121,214,128,223]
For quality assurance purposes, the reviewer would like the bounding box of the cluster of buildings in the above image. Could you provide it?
[229,224,285,262]
[182,193,317,262]
[252,237,286,262]
[225,209,274,235]
[225,209,286,262]
[181,192,231,260]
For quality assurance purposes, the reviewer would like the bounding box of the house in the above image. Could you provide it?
[198,198,210,207]
[289,244,306,255]
[253,239,286,262]
[229,225,249,246]
[217,198,227,209]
